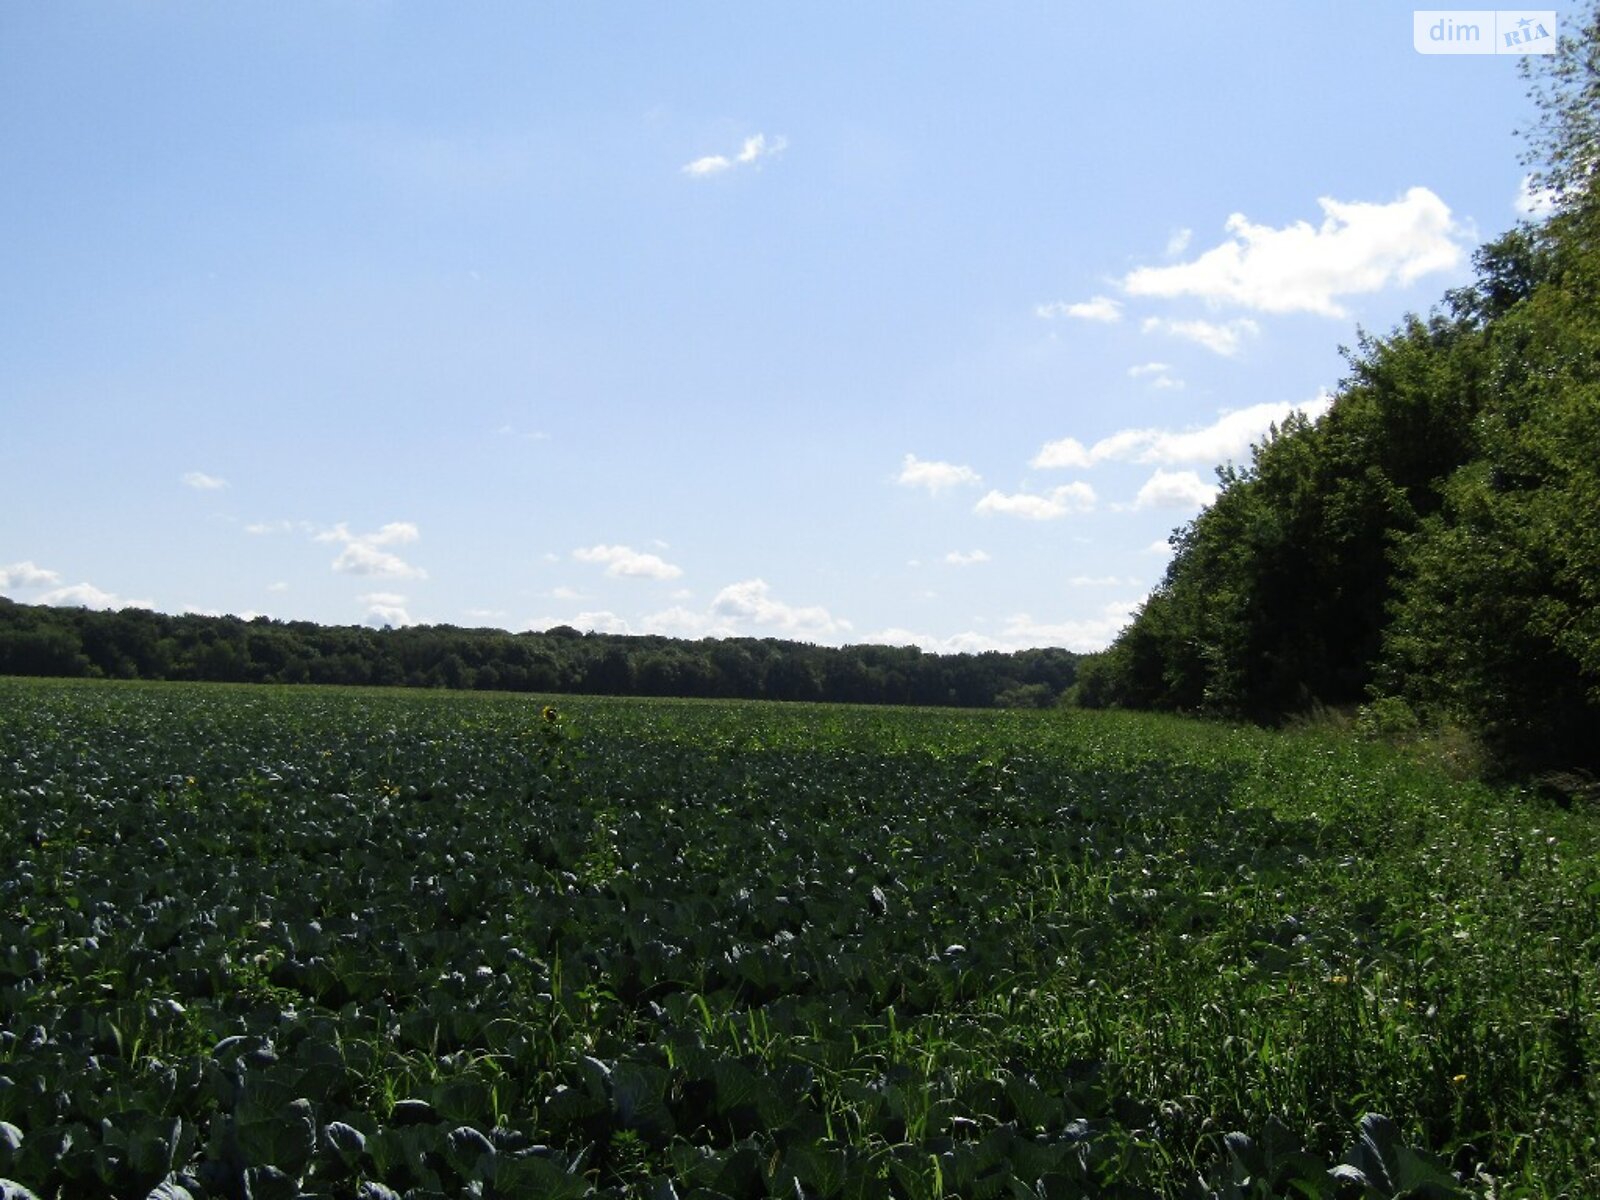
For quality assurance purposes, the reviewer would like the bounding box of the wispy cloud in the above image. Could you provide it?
[944,549,990,566]
[573,544,683,580]
[1031,393,1333,471]
[1035,295,1123,322]
[1128,362,1184,390]
[683,132,787,177]
[866,600,1140,654]
[182,471,228,490]
[1123,187,1465,317]
[530,578,848,641]
[975,483,1096,520]
[896,454,981,494]
[1141,316,1259,356]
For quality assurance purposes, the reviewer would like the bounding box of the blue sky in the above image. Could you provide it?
[0,3,1568,651]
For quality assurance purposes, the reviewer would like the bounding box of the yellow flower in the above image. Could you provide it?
[1452,1074,1467,1085]
[541,705,559,723]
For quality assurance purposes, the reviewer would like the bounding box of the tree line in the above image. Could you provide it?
[0,596,1079,710]
[1077,10,1600,775]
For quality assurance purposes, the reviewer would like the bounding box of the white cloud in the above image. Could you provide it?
[317,521,418,547]
[710,578,848,637]
[598,598,822,641]
[1035,296,1122,322]
[1148,538,1176,555]
[1141,316,1259,356]
[1028,438,1096,470]
[865,600,1140,654]
[1514,173,1557,218]
[1123,187,1465,317]
[683,132,786,177]
[0,560,62,589]
[944,550,990,566]
[896,454,981,494]
[737,132,786,163]
[37,582,153,610]
[573,544,683,580]
[314,522,427,578]
[637,605,730,639]
[975,482,1096,520]
[996,602,1143,651]
[1166,228,1192,256]
[1068,575,1140,587]
[332,542,427,579]
[267,581,289,592]
[1128,362,1184,390]
[183,471,228,490]
[361,592,415,628]
[682,154,731,177]
[1031,393,1333,471]
[525,610,636,636]
[1133,468,1219,510]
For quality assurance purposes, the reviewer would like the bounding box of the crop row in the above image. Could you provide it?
[1,680,1596,1196]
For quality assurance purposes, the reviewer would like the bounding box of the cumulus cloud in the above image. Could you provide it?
[573,544,683,580]
[1032,393,1333,471]
[896,454,981,494]
[683,132,786,177]
[37,582,153,610]
[333,543,424,578]
[316,522,427,578]
[974,482,1096,520]
[710,578,848,637]
[1133,468,1219,510]
[360,592,415,628]
[182,471,228,490]
[944,550,990,566]
[1141,316,1259,356]
[1034,296,1122,322]
[0,560,62,589]
[1123,188,1465,317]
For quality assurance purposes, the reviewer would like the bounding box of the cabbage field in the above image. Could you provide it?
[1,678,1597,1198]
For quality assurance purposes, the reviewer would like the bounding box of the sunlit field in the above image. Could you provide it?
[2,678,1596,1197]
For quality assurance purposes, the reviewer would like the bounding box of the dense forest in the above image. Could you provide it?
[1078,11,1600,775]
[0,595,1079,709]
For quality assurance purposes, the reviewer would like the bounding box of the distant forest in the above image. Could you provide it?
[0,596,1079,710]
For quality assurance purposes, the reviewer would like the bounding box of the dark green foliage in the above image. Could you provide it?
[0,596,1079,710]
[4,680,1599,1195]
[1084,10,1600,774]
